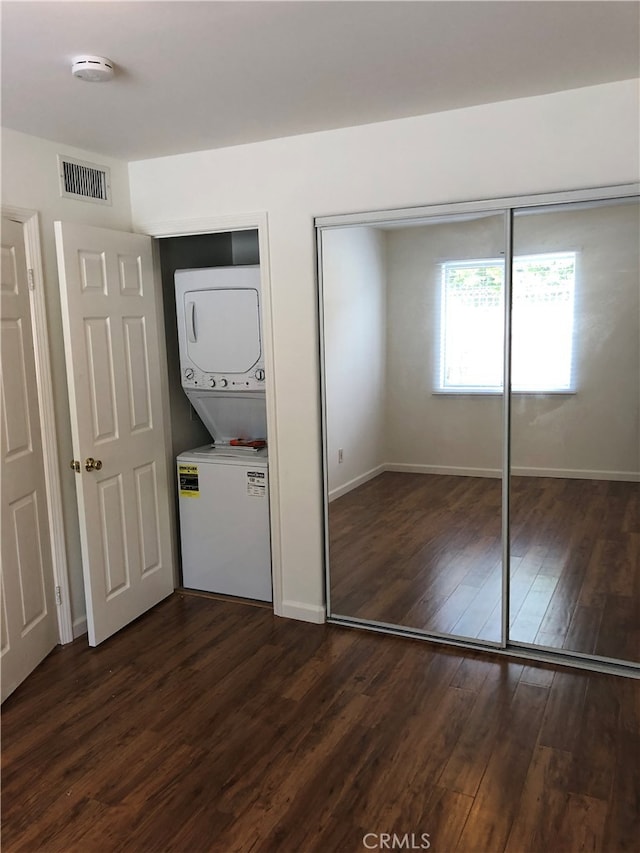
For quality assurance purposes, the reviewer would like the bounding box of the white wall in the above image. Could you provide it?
[384,201,639,477]
[126,80,639,616]
[1,128,133,628]
[512,202,639,476]
[385,216,504,473]
[322,227,386,499]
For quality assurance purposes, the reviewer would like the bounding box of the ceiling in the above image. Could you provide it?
[1,1,638,162]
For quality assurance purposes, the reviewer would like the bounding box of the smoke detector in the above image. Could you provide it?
[71,55,114,82]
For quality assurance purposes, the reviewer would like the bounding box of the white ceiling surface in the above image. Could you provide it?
[1,1,639,162]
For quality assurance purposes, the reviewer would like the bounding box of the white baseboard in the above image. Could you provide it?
[384,463,639,482]
[72,616,87,639]
[328,463,386,502]
[279,600,326,624]
[511,466,639,482]
[386,463,501,478]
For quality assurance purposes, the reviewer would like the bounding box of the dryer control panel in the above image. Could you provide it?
[182,366,266,391]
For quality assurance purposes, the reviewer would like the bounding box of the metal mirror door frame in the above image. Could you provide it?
[317,182,639,678]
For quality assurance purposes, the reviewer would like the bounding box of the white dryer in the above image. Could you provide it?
[175,265,266,441]
[175,264,265,390]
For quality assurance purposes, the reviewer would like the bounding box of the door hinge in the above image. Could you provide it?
[27,269,35,291]
[55,586,62,606]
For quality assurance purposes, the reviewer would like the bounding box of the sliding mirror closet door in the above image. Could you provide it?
[322,212,506,644]
[509,197,640,664]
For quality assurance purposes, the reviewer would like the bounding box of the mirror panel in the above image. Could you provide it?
[323,212,505,643]
[509,198,640,663]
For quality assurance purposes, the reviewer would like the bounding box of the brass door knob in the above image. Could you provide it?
[85,457,103,472]
[70,459,80,473]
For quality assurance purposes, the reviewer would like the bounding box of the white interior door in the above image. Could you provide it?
[55,221,174,646]
[1,217,58,701]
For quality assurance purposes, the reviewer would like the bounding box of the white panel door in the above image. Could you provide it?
[1,217,58,701]
[55,221,174,646]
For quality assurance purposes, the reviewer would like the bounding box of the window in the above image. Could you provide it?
[438,251,576,393]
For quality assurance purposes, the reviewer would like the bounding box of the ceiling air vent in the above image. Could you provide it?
[58,155,111,205]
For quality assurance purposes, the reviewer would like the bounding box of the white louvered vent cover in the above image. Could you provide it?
[58,155,111,204]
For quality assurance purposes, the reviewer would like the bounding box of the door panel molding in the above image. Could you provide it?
[2,206,72,645]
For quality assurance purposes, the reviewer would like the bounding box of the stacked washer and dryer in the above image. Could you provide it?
[175,265,272,602]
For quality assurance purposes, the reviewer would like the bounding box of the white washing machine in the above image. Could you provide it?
[174,266,271,601]
[177,445,272,602]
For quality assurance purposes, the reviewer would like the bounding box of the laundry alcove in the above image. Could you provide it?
[156,227,265,591]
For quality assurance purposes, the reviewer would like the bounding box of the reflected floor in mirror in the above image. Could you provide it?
[328,473,639,663]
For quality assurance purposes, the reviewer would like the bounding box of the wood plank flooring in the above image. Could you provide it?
[2,593,638,853]
[328,473,639,662]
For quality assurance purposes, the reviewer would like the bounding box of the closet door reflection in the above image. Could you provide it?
[323,213,505,643]
[509,198,639,663]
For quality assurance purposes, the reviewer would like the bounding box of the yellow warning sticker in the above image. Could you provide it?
[179,464,199,498]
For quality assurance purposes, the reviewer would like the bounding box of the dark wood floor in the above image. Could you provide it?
[2,593,639,853]
[329,473,639,662]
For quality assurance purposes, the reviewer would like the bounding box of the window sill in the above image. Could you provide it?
[432,389,577,396]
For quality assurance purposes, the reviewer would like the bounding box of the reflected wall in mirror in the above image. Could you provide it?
[322,212,505,643]
[509,199,640,663]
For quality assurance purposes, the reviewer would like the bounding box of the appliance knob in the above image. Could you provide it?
[219,378,228,388]
[184,368,194,380]
[255,369,265,381]
[209,378,216,388]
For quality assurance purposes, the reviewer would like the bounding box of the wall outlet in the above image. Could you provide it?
[338,448,343,463]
